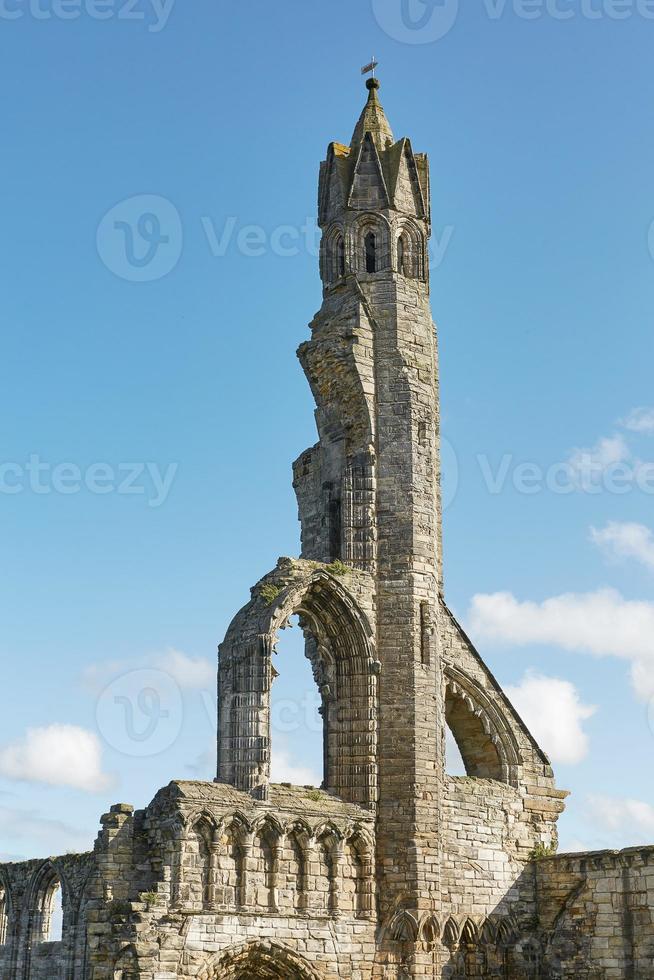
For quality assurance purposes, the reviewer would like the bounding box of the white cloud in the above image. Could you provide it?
[591,521,654,570]
[0,725,113,793]
[566,434,630,488]
[84,649,214,694]
[154,649,214,690]
[468,588,654,701]
[585,795,654,843]
[0,805,93,856]
[270,737,321,787]
[621,407,654,434]
[504,672,596,765]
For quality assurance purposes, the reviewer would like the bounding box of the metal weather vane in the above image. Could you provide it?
[361,57,379,77]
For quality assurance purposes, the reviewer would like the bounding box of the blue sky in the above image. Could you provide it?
[1,0,654,860]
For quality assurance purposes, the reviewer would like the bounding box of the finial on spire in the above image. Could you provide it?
[361,58,379,78]
[351,64,393,150]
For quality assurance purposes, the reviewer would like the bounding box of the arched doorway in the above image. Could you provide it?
[199,941,322,980]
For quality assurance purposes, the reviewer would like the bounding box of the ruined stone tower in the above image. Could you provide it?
[1,78,652,980]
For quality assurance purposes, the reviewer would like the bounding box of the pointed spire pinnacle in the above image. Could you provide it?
[351,77,394,152]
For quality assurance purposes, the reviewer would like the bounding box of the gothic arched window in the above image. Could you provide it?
[337,235,345,278]
[397,235,406,275]
[365,232,377,273]
[397,223,425,279]
[30,864,64,944]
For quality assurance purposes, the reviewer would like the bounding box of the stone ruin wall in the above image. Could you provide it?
[537,847,654,978]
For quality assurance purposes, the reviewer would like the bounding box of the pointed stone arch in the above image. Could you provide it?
[197,940,323,980]
[218,560,378,807]
[445,667,522,785]
[343,826,374,919]
[387,909,419,943]
[185,814,215,909]
[26,860,68,944]
[113,943,138,980]
[212,812,249,911]
[281,820,311,913]
[396,218,426,280]
[442,916,461,949]
[351,212,391,275]
[321,223,346,284]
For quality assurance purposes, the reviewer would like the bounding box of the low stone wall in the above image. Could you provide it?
[536,846,654,978]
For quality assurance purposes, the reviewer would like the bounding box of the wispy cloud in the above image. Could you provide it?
[504,672,596,765]
[0,724,113,793]
[566,434,630,488]
[270,736,321,787]
[621,407,654,435]
[0,804,94,856]
[591,521,654,571]
[154,649,214,690]
[583,795,654,847]
[468,588,654,701]
[83,648,214,694]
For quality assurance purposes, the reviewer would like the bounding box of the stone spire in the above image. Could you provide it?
[351,77,394,151]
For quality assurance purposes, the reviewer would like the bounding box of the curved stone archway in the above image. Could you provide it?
[198,941,323,980]
[217,559,378,806]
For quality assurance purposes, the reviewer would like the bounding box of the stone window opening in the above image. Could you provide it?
[365,232,377,273]
[337,235,345,278]
[271,614,325,792]
[31,865,64,945]
[323,227,346,284]
[0,880,8,945]
[218,570,379,808]
[396,222,425,279]
[397,234,407,275]
[445,689,505,782]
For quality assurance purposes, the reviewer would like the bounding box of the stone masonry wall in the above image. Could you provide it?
[537,847,654,978]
